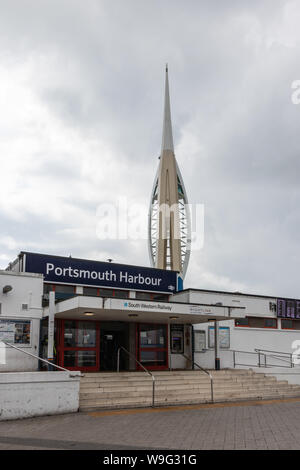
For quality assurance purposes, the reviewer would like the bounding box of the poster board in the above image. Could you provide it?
[194,330,206,352]
[208,326,230,349]
[0,320,31,345]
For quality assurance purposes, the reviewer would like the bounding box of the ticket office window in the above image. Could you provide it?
[138,324,168,370]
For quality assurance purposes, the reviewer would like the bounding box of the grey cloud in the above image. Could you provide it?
[0,0,299,298]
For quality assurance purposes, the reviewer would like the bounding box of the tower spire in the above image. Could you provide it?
[161,64,174,153]
[149,66,191,280]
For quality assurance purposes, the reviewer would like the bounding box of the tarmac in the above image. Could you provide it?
[1,397,300,450]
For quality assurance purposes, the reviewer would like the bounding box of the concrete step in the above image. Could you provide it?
[80,376,279,389]
[79,369,300,410]
[79,384,300,401]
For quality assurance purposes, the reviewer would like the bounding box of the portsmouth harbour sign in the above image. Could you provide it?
[22,252,179,293]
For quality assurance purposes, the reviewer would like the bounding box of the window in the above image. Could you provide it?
[43,284,54,294]
[152,293,169,302]
[113,290,129,299]
[83,287,98,297]
[235,317,277,329]
[99,289,114,297]
[54,284,75,293]
[281,319,300,330]
[136,292,153,300]
[235,318,249,327]
[264,318,277,328]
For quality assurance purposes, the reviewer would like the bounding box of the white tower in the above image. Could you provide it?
[148,66,191,279]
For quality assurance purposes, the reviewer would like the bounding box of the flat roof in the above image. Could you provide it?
[177,288,300,302]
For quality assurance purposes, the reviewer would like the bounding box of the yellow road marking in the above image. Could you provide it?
[87,397,300,417]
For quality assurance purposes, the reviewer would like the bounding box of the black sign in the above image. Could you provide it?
[23,252,178,293]
[277,298,300,319]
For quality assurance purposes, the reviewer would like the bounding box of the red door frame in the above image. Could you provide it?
[136,323,169,370]
[56,319,100,372]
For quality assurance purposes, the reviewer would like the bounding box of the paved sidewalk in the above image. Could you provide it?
[1,398,300,450]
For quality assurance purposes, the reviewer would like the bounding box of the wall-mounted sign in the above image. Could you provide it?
[22,251,179,294]
[208,326,230,349]
[277,299,300,319]
[0,320,31,344]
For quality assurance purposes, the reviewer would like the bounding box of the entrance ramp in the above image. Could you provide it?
[79,369,300,411]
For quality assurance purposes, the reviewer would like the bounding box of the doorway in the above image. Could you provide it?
[100,322,129,371]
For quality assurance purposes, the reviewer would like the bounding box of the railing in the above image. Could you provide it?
[233,348,300,369]
[2,341,81,378]
[117,346,156,408]
[182,354,214,403]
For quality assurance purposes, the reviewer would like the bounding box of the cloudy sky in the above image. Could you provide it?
[0,0,300,298]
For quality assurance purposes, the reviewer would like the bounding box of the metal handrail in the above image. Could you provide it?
[117,345,156,408]
[255,348,298,356]
[182,354,214,403]
[2,342,81,377]
[232,348,300,369]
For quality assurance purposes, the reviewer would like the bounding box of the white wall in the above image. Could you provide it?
[193,319,300,372]
[0,271,43,372]
[0,371,81,421]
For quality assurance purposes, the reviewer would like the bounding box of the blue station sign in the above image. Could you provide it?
[22,252,179,293]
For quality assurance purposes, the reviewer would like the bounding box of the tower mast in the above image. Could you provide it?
[148,66,191,278]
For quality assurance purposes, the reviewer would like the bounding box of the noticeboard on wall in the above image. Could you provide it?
[194,330,206,352]
[0,320,31,345]
[208,326,230,349]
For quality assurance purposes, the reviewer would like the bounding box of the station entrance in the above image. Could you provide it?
[53,319,169,372]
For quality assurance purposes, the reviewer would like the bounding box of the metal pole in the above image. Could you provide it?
[152,377,155,407]
[48,291,55,371]
[117,348,120,372]
[233,350,236,368]
[214,321,220,370]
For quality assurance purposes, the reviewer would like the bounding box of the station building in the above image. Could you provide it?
[1,251,245,373]
[1,250,300,375]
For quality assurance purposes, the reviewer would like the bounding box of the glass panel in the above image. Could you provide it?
[140,324,166,348]
[83,287,98,296]
[113,290,129,299]
[140,350,166,365]
[136,292,153,300]
[78,351,96,367]
[77,321,96,347]
[99,289,114,297]
[282,319,293,329]
[64,321,77,347]
[64,351,76,367]
[235,318,249,327]
[54,284,75,293]
[264,318,277,328]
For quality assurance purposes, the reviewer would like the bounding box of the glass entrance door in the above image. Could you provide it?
[137,323,168,370]
[57,319,99,371]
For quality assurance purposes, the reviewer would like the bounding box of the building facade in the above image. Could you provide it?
[0,270,43,371]
[3,251,243,373]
